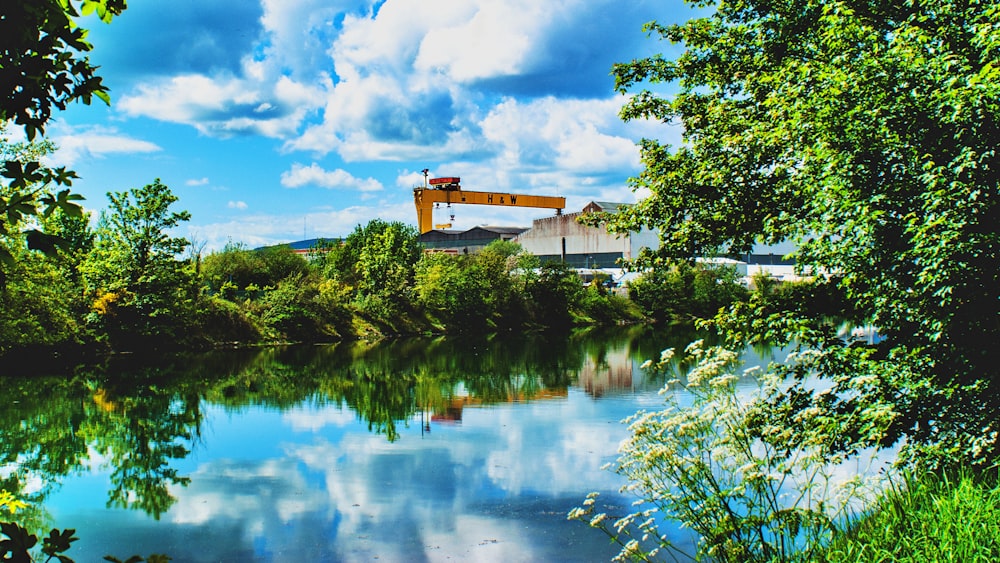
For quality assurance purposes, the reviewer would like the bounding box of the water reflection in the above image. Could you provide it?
[2,325,735,561]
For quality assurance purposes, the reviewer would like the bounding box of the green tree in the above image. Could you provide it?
[0,245,86,354]
[414,252,468,329]
[414,241,541,334]
[0,1,127,282]
[0,133,90,352]
[528,262,584,329]
[81,179,197,348]
[475,240,534,330]
[628,260,748,322]
[0,124,85,286]
[352,220,421,323]
[200,241,268,296]
[201,242,308,298]
[595,0,1000,468]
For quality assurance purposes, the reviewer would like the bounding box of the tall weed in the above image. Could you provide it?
[571,342,889,562]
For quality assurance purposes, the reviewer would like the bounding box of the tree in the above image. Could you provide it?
[596,0,1000,468]
[528,262,584,330]
[81,179,196,347]
[0,132,90,353]
[1,0,126,139]
[351,220,421,321]
[628,260,748,322]
[201,242,308,297]
[0,124,85,286]
[0,1,126,281]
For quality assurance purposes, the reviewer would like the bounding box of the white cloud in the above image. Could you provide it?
[48,124,161,167]
[413,1,552,81]
[283,405,358,432]
[186,177,210,186]
[280,163,383,192]
[118,69,324,139]
[483,97,639,168]
[227,200,249,210]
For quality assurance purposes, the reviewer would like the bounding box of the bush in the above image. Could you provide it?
[571,342,887,562]
[579,283,643,325]
[191,296,261,345]
[628,261,748,322]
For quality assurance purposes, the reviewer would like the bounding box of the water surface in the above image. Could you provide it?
[3,326,764,562]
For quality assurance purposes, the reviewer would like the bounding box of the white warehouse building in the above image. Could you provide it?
[514,202,659,269]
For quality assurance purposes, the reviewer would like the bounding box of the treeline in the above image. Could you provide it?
[4,177,755,359]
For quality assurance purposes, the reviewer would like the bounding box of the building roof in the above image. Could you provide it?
[582,201,630,213]
[420,225,527,239]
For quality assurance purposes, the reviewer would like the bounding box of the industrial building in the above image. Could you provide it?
[418,226,527,254]
[414,201,657,269]
[513,202,658,268]
[416,200,800,285]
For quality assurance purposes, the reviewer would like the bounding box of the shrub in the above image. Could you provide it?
[571,342,887,562]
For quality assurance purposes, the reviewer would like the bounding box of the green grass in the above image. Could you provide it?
[821,469,1000,562]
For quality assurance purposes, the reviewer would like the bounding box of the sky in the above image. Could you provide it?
[42,0,690,251]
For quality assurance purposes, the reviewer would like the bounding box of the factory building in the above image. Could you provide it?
[418,226,528,254]
[513,202,658,269]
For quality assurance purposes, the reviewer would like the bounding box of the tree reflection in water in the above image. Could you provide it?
[1,324,715,535]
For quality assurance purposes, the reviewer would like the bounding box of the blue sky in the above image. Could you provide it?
[42,0,689,251]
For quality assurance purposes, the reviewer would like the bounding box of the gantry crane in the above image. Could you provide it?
[413,170,566,233]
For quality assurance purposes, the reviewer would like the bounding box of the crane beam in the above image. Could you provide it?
[413,186,565,234]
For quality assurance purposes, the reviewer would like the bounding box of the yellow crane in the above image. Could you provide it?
[413,171,566,234]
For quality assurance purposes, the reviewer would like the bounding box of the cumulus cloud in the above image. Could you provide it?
[117,73,322,138]
[480,97,640,181]
[412,1,549,81]
[78,0,685,244]
[280,163,383,192]
[48,124,161,167]
[110,0,662,169]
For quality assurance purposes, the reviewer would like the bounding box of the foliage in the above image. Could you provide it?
[189,295,262,346]
[628,260,748,322]
[822,469,1000,562]
[0,0,126,139]
[323,219,418,291]
[0,0,126,282]
[0,520,169,563]
[80,179,197,348]
[0,247,86,354]
[0,492,28,515]
[199,241,267,296]
[1,491,169,562]
[414,240,540,333]
[591,0,1000,468]
[528,262,584,329]
[200,242,309,298]
[579,282,643,325]
[0,126,85,287]
[413,252,478,330]
[0,139,92,353]
[251,274,340,342]
[571,342,887,562]
[355,220,421,303]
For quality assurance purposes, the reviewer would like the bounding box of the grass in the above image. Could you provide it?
[821,468,1000,562]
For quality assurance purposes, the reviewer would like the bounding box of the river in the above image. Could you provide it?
[1,325,782,562]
